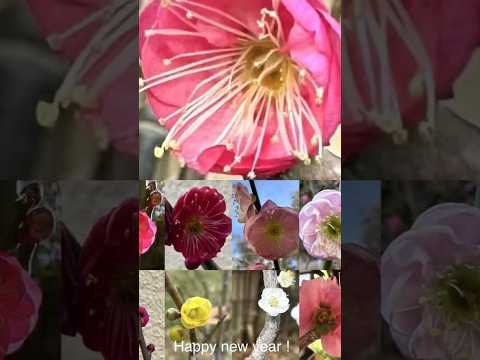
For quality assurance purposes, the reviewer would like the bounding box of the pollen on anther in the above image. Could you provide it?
[154,146,165,158]
[247,171,256,179]
[163,59,172,66]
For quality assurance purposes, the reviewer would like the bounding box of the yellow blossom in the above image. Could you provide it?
[180,297,212,329]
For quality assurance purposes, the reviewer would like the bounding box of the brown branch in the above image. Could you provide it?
[139,321,151,360]
[246,270,281,360]
[165,273,198,347]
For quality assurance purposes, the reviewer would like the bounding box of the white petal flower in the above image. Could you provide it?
[277,270,296,288]
[258,288,290,317]
[290,304,299,325]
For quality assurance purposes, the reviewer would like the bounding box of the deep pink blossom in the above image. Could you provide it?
[26,0,138,155]
[139,306,150,328]
[300,277,341,357]
[382,203,480,359]
[244,200,298,260]
[139,211,157,255]
[299,189,341,260]
[140,0,340,177]
[343,0,480,160]
[0,253,42,358]
[166,187,232,268]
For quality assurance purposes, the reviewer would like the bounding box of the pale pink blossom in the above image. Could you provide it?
[244,200,298,260]
[382,203,480,359]
[140,0,340,177]
[299,189,341,260]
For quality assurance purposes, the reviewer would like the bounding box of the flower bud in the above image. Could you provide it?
[166,307,180,321]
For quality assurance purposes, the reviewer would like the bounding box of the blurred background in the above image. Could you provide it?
[0,1,138,179]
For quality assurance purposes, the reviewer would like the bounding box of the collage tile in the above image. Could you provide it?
[1,0,479,360]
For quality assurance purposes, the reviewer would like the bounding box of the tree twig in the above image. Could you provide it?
[246,270,281,360]
[139,321,152,360]
[165,273,198,350]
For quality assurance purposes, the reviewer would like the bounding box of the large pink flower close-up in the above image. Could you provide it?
[299,189,341,260]
[139,211,157,255]
[382,203,480,359]
[140,0,340,178]
[27,0,138,155]
[300,277,341,357]
[244,200,298,260]
[343,0,480,160]
[0,253,42,359]
[166,186,232,268]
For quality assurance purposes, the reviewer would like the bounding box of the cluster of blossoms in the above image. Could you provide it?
[299,189,341,261]
[165,186,232,269]
[382,202,480,359]
[300,276,341,358]
[27,0,138,155]
[235,183,298,262]
[140,0,340,178]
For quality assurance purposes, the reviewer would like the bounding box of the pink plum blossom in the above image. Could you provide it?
[299,189,341,260]
[0,253,42,358]
[139,0,340,177]
[139,211,157,255]
[139,306,150,328]
[300,277,341,357]
[27,0,138,155]
[343,0,480,160]
[382,203,480,359]
[245,200,298,260]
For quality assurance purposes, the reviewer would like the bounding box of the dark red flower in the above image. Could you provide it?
[138,306,149,328]
[166,187,232,268]
[78,198,138,360]
[147,344,155,353]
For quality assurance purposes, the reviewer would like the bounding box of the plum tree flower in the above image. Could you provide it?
[27,0,138,155]
[299,189,341,260]
[300,277,341,357]
[180,297,212,329]
[165,187,232,269]
[277,270,296,288]
[139,306,150,327]
[139,0,340,178]
[168,325,187,342]
[139,211,157,255]
[382,203,480,359]
[258,287,290,317]
[291,303,299,325]
[245,200,298,260]
[0,253,42,358]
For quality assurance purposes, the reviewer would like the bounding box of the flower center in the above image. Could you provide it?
[318,214,341,242]
[314,304,336,336]
[265,221,284,242]
[426,264,480,325]
[269,297,280,307]
[186,217,204,236]
[243,40,293,95]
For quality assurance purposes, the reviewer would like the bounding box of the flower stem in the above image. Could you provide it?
[139,321,151,360]
[201,259,219,269]
[165,273,198,351]
[249,180,281,272]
